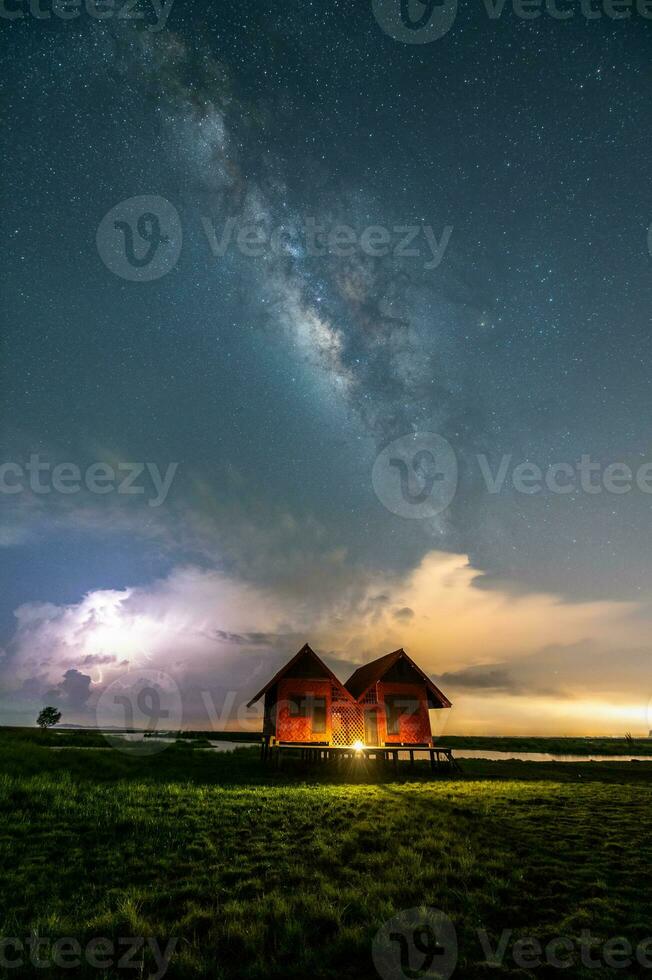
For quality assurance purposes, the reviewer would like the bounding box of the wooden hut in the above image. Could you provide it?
[247,643,450,747]
[344,647,451,746]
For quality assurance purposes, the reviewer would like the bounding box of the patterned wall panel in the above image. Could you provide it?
[378,681,432,744]
[276,678,332,743]
[331,704,365,746]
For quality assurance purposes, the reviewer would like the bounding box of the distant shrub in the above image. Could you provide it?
[36,707,62,729]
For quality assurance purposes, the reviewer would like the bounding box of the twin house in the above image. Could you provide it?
[247,643,451,747]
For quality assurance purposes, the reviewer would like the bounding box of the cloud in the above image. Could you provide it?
[393,606,414,621]
[440,666,517,692]
[440,640,652,702]
[212,631,299,647]
[55,669,93,709]
[2,549,651,734]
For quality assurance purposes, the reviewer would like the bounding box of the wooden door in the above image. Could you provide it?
[364,709,378,746]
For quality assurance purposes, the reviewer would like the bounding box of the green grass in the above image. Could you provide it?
[0,726,111,748]
[441,735,652,756]
[2,732,652,978]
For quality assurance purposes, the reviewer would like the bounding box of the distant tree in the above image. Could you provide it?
[37,707,62,729]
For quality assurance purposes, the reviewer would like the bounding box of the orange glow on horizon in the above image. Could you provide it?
[429,694,652,738]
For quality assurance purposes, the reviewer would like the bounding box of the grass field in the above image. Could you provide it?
[2,731,652,978]
[441,735,652,756]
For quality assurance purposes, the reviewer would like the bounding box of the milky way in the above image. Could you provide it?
[1,2,652,728]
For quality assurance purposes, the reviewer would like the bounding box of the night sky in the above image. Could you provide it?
[1,1,651,733]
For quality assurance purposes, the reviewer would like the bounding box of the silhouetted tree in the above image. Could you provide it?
[37,707,62,729]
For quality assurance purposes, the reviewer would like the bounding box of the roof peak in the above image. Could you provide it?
[247,643,451,709]
[344,648,450,707]
[246,642,355,707]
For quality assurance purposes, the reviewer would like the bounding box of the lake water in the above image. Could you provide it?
[55,735,652,762]
[52,735,259,752]
[109,735,258,752]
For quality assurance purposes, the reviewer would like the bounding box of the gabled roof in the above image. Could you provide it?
[246,643,357,707]
[344,648,451,708]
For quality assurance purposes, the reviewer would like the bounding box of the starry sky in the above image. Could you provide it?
[1,1,652,733]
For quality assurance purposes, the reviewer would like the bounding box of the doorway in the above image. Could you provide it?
[364,709,379,746]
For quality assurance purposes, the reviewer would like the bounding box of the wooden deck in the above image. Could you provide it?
[260,740,461,774]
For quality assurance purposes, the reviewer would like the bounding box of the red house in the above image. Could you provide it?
[247,643,451,747]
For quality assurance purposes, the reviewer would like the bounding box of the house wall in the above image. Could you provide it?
[272,676,433,745]
[377,681,432,744]
[263,689,277,737]
[275,677,332,743]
